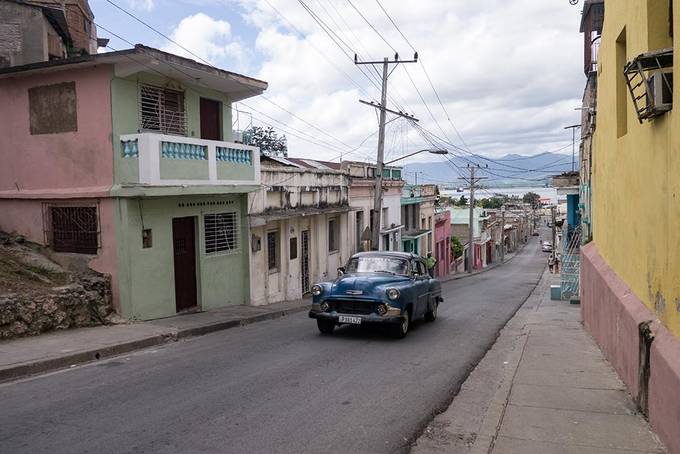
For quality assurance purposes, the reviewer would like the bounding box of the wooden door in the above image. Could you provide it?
[172,217,197,312]
[200,98,221,140]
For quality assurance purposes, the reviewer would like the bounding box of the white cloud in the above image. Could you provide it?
[235,0,586,163]
[164,13,251,72]
[128,0,154,12]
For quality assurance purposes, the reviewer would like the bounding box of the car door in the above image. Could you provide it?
[412,259,430,318]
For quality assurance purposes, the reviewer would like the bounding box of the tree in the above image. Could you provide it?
[245,126,288,157]
[457,195,468,206]
[480,197,504,209]
[451,236,464,259]
[522,191,541,208]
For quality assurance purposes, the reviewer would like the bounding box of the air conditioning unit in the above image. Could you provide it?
[647,70,673,115]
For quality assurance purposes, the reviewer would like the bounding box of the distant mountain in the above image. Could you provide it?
[402,152,577,188]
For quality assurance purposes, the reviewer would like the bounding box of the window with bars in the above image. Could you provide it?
[48,206,99,254]
[139,84,186,136]
[204,212,239,255]
[267,231,280,272]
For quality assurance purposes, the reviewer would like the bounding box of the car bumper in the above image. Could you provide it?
[309,308,405,325]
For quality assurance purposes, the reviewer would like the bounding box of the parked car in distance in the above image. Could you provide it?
[308,252,443,338]
[542,241,553,252]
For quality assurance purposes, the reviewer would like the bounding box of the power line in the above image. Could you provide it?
[346,0,397,53]
[373,0,417,52]
[102,0,363,153]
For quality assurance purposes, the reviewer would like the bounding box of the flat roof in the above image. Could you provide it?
[0,44,268,101]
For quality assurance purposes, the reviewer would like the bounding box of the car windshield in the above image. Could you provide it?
[346,257,409,275]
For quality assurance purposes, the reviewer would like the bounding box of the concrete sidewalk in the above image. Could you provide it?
[0,298,310,383]
[412,270,666,454]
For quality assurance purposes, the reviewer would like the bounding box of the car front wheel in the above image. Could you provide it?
[425,300,438,322]
[392,310,410,339]
[317,319,335,334]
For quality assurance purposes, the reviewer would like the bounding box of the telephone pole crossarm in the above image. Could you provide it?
[359,100,419,122]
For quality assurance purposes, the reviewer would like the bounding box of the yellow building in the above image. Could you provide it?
[580,1,680,452]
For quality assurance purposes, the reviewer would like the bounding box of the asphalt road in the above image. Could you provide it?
[0,237,546,454]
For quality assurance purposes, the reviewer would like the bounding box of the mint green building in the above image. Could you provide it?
[109,47,267,319]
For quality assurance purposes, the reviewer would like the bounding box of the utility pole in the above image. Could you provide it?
[500,205,506,263]
[459,164,488,273]
[356,53,419,250]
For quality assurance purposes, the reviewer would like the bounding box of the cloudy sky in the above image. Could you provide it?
[93,0,586,166]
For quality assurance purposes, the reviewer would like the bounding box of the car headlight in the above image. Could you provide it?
[311,285,323,296]
[386,288,400,300]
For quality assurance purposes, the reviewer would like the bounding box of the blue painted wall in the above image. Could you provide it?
[567,194,580,227]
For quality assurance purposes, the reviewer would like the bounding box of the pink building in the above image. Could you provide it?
[0,46,268,320]
[433,210,451,277]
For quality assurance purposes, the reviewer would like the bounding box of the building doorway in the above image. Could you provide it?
[200,98,221,140]
[172,217,198,312]
[301,230,310,294]
[355,211,364,252]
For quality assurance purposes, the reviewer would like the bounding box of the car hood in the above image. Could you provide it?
[330,273,409,297]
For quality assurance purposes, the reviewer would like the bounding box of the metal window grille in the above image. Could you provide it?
[139,83,187,136]
[204,212,240,255]
[267,231,279,271]
[46,205,99,254]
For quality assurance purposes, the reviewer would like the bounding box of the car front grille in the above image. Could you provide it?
[329,300,375,315]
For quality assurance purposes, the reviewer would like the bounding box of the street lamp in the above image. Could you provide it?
[383,149,448,166]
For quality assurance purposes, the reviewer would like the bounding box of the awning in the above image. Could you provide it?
[402,229,431,241]
[381,224,405,235]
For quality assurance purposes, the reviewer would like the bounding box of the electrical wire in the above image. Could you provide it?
[102,0,364,153]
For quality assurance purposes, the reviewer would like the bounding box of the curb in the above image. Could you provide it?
[0,304,310,383]
[0,333,175,383]
[174,305,310,340]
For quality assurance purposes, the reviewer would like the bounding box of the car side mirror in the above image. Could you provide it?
[337,267,345,277]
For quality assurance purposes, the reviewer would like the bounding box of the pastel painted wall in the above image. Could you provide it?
[110,71,234,185]
[116,194,249,320]
[348,183,403,254]
[434,211,451,277]
[0,198,121,312]
[592,0,680,338]
[248,212,350,306]
[0,199,45,242]
[0,65,113,196]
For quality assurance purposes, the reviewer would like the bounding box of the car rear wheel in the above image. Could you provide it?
[425,300,438,322]
[317,319,335,334]
[392,309,410,339]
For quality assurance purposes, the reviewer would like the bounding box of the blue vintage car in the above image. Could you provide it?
[308,252,443,338]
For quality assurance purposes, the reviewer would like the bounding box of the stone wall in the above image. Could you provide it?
[0,275,113,339]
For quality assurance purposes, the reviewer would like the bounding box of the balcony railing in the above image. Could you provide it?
[119,133,260,187]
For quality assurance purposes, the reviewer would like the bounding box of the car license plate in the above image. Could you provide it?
[338,315,362,325]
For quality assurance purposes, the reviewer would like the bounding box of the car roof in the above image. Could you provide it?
[350,251,419,260]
